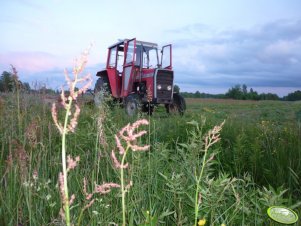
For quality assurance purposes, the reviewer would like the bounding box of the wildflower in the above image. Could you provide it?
[69,194,76,206]
[67,155,80,171]
[221,224,226,226]
[94,182,121,194]
[51,103,64,134]
[110,150,128,169]
[83,177,89,196]
[204,120,225,148]
[67,104,80,132]
[112,119,150,226]
[115,135,125,155]
[81,177,120,213]
[32,170,38,180]
[58,172,66,204]
[51,46,92,136]
[118,119,150,152]
[198,218,206,226]
[83,199,95,210]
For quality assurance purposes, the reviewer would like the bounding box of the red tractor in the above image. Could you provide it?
[94,38,186,116]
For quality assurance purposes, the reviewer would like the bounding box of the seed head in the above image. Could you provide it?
[94,182,121,194]
[67,155,80,171]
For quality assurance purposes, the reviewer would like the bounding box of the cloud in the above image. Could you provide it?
[259,39,301,64]
[0,49,104,92]
[9,63,103,91]
[0,51,63,73]
[170,19,301,94]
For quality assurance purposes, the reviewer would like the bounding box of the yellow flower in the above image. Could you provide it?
[198,219,206,226]
[221,224,226,226]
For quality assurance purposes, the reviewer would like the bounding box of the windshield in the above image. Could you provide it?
[136,45,158,68]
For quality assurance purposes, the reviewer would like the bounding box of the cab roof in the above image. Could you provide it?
[108,39,158,49]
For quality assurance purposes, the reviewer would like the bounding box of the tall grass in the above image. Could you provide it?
[1,72,301,224]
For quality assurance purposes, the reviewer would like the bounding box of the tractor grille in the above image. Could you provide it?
[156,69,173,103]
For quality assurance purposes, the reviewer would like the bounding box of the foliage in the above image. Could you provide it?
[173,84,180,93]
[225,84,280,100]
[0,71,14,92]
[0,48,300,226]
[3,72,300,103]
[180,84,301,101]
[1,93,301,225]
[181,91,225,99]
[284,90,301,101]
[0,71,31,93]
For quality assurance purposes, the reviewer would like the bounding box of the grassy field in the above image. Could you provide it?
[0,92,301,225]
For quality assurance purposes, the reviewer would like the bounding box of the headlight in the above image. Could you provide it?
[167,85,172,91]
[157,84,162,90]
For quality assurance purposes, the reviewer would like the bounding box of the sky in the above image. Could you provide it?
[1,0,301,96]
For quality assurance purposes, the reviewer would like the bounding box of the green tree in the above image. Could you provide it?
[259,93,279,100]
[248,88,259,100]
[174,84,180,93]
[0,71,14,92]
[0,70,32,93]
[194,91,201,98]
[225,84,243,99]
[284,90,301,101]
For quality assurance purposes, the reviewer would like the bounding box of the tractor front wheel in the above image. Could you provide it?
[125,94,140,116]
[165,93,186,116]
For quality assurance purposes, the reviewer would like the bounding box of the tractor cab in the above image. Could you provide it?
[95,38,185,116]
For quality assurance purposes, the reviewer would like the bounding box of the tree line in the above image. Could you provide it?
[176,84,301,101]
[0,71,56,94]
[1,71,300,101]
[0,71,30,92]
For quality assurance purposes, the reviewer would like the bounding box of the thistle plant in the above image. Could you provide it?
[193,121,225,226]
[111,119,150,226]
[51,47,92,226]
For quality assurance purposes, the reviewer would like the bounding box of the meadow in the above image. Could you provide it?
[1,86,301,226]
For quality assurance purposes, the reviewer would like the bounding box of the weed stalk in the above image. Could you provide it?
[61,97,73,225]
[193,121,225,226]
[120,145,130,225]
[51,46,92,226]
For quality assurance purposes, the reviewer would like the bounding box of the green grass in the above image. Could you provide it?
[0,93,301,225]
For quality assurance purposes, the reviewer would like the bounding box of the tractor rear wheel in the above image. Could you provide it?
[94,77,110,107]
[125,94,140,116]
[165,93,186,116]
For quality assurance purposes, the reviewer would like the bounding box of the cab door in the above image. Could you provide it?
[161,44,172,69]
[121,38,136,97]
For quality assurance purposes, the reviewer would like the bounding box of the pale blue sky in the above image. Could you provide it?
[1,0,301,96]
